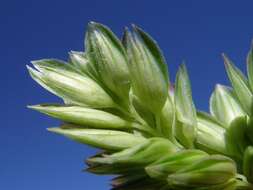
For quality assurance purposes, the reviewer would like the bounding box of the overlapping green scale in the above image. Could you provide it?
[28,22,253,190]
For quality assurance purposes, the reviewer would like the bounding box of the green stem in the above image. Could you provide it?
[155,113,162,135]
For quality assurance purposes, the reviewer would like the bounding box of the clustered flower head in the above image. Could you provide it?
[28,22,253,190]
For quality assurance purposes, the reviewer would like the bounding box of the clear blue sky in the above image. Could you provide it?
[2,0,253,189]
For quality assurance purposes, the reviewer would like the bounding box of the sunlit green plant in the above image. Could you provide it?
[27,22,253,190]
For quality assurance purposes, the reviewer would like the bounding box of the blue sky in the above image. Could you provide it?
[2,0,253,189]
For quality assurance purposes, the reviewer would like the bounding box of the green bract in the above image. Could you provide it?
[174,64,197,148]
[28,22,253,190]
[27,59,115,108]
[86,22,130,107]
[196,112,227,155]
[28,104,133,130]
[210,84,245,127]
[223,54,253,114]
[48,127,147,151]
[167,155,236,188]
[123,26,169,114]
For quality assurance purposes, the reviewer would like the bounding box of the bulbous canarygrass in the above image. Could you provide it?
[28,22,253,190]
